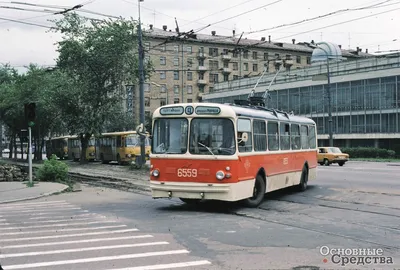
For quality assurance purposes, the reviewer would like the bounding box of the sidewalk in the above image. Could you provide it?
[0,182,69,204]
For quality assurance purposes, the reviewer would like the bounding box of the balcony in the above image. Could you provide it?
[197,52,207,59]
[222,67,232,73]
[284,59,294,66]
[197,79,208,85]
[221,54,231,61]
[197,66,208,72]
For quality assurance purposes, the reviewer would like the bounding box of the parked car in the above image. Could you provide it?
[318,147,349,166]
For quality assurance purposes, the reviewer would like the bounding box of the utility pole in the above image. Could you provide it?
[326,55,334,147]
[137,0,146,166]
[24,103,35,186]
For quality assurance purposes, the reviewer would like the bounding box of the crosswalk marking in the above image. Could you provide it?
[1,228,139,242]
[0,220,118,230]
[2,235,154,249]
[0,200,213,269]
[4,250,190,269]
[0,242,170,258]
[106,260,212,270]
[0,225,128,236]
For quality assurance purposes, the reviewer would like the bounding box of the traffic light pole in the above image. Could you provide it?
[28,126,33,185]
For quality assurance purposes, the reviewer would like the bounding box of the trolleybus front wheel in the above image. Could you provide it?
[243,174,266,208]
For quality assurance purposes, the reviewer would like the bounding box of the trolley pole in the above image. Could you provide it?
[137,0,146,166]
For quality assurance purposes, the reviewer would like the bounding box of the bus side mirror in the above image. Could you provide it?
[241,132,248,142]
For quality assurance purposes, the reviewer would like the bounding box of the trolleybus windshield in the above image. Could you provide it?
[152,118,188,154]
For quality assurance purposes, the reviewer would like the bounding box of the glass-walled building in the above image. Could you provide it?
[203,54,400,153]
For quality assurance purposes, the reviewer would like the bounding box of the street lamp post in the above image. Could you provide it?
[137,0,146,166]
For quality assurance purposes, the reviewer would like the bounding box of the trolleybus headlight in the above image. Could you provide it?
[216,171,225,180]
[152,169,160,177]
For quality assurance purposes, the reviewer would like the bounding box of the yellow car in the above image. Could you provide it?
[318,147,349,166]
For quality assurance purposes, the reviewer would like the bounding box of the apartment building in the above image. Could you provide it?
[125,24,371,122]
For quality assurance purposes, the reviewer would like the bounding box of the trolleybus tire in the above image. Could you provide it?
[243,174,266,208]
[179,198,201,204]
[298,166,308,192]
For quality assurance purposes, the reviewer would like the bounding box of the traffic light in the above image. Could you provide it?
[24,103,36,126]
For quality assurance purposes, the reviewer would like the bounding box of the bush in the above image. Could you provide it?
[341,147,397,159]
[36,154,69,182]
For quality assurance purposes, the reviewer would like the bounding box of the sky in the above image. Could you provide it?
[0,0,399,73]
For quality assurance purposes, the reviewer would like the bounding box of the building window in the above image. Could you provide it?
[174,45,179,53]
[296,55,301,64]
[174,71,179,80]
[144,83,150,92]
[233,50,238,58]
[160,71,166,79]
[223,61,229,68]
[187,46,192,54]
[253,64,258,72]
[145,97,150,107]
[275,53,280,59]
[161,44,166,51]
[233,75,239,80]
[199,73,204,80]
[187,58,193,67]
[222,48,229,55]
[244,63,248,71]
[223,74,229,81]
[209,87,214,93]
[187,85,193,94]
[209,47,218,57]
[160,84,166,93]
[252,51,257,60]
[209,60,219,71]
[174,98,179,104]
[232,62,238,70]
[307,56,311,64]
[160,56,166,65]
[187,72,193,81]
[174,85,179,94]
[173,57,179,66]
[210,74,219,83]
[264,52,269,61]
[199,85,205,93]
[160,98,166,106]
[199,59,204,66]
[243,51,249,59]
[187,98,193,103]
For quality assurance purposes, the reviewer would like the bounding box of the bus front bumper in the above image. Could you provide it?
[150,180,255,202]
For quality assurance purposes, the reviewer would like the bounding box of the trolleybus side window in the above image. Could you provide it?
[237,118,252,152]
[308,125,317,149]
[267,121,279,151]
[152,118,188,154]
[189,118,235,155]
[300,125,309,149]
[291,124,301,150]
[253,120,267,151]
[280,122,290,150]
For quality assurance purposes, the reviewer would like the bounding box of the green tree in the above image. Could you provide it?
[51,13,152,163]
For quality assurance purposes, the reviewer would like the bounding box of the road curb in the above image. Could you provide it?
[0,184,70,204]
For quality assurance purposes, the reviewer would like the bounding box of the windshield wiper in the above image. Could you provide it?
[197,142,216,158]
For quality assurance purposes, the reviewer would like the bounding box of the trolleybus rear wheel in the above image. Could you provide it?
[243,174,266,208]
[298,166,308,192]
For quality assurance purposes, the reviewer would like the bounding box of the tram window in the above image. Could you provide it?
[291,124,301,150]
[280,122,290,150]
[253,120,267,151]
[300,125,309,149]
[237,118,252,152]
[267,122,279,151]
[308,125,317,149]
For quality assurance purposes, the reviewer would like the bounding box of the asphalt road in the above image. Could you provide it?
[0,161,399,270]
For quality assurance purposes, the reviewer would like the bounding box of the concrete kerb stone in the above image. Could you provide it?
[0,183,70,204]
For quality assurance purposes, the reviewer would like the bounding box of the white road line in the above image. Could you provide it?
[29,213,97,220]
[0,202,71,210]
[16,217,95,224]
[2,235,154,249]
[106,260,212,270]
[0,200,66,207]
[0,210,89,217]
[0,241,169,258]
[3,250,189,269]
[1,228,139,242]
[0,225,128,236]
[0,207,81,214]
[0,220,117,230]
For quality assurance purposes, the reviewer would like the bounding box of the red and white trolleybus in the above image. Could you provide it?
[149,101,317,207]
